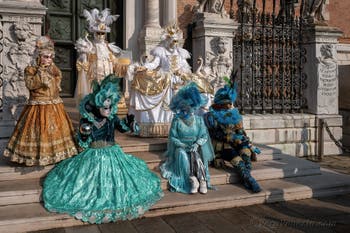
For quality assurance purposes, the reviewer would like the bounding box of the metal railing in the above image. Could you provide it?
[233,0,307,114]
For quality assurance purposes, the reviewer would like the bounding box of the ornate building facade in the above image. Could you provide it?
[0,0,349,154]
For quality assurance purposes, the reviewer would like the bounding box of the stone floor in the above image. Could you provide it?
[29,194,350,233]
[29,154,350,233]
[314,153,350,175]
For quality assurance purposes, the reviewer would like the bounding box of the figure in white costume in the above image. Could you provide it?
[74,8,130,102]
[128,23,191,137]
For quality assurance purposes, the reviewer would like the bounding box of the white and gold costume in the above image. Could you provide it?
[75,8,129,102]
[128,24,191,137]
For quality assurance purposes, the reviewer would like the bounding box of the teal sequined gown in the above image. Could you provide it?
[43,115,163,223]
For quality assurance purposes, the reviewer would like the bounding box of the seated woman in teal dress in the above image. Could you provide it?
[43,76,163,224]
[160,83,215,194]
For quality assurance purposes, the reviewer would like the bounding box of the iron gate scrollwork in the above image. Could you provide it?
[0,23,3,111]
[233,0,307,114]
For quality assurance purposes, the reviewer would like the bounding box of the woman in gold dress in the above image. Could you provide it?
[3,36,78,166]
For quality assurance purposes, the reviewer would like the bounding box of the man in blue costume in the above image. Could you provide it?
[204,74,261,193]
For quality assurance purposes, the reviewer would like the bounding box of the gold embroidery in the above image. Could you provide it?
[131,70,171,96]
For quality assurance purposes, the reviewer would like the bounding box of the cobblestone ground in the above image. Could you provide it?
[315,153,350,175]
[29,153,350,233]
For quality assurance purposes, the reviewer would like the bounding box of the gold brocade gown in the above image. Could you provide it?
[3,64,78,166]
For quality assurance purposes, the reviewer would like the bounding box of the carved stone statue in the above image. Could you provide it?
[318,44,335,64]
[3,21,36,120]
[277,0,297,22]
[194,0,229,18]
[206,37,232,91]
[237,0,255,22]
[302,0,327,24]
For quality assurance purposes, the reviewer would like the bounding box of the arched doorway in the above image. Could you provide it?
[42,0,123,96]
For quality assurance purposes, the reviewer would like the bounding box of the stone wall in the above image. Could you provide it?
[243,114,342,157]
[328,0,350,43]
[337,44,350,147]
[0,0,46,154]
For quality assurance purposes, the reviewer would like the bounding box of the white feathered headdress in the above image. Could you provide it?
[83,8,119,33]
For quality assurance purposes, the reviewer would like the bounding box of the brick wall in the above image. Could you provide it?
[328,0,350,43]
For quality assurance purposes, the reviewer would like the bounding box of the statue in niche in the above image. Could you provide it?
[3,22,36,120]
[194,0,229,18]
[277,0,297,22]
[236,0,255,22]
[302,0,327,24]
[206,37,233,91]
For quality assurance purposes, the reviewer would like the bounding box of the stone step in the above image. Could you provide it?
[0,133,283,182]
[0,156,321,206]
[0,169,349,233]
[0,147,282,182]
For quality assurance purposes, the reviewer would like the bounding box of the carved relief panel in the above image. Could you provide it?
[0,18,38,120]
[206,37,233,91]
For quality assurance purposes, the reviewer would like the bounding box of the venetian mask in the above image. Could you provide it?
[39,53,53,67]
[99,98,112,117]
[95,32,106,42]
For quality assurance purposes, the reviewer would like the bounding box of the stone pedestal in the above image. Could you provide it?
[0,0,46,153]
[138,27,163,55]
[192,13,236,89]
[302,25,344,156]
[303,25,343,115]
[192,13,236,68]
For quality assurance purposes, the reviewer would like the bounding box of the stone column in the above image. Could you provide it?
[124,0,143,102]
[0,0,46,154]
[163,0,177,27]
[138,0,163,55]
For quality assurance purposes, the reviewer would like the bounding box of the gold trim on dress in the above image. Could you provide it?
[3,147,78,166]
[27,98,63,105]
[131,70,171,96]
[138,123,171,137]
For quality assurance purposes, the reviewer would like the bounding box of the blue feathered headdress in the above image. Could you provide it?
[213,70,238,105]
[170,82,208,114]
[79,74,121,122]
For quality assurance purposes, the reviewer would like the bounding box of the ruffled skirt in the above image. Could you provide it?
[3,103,78,166]
[43,144,163,223]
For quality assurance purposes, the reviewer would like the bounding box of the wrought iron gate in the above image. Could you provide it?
[233,0,307,114]
[43,0,123,96]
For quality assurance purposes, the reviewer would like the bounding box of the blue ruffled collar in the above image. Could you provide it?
[209,107,242,125]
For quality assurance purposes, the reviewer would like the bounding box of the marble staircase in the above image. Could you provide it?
[0,99,348,232]
[0,132,350,233]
